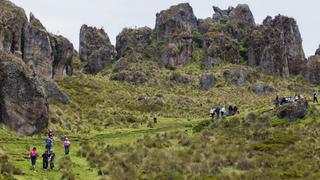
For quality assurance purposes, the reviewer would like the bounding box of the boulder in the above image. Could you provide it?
[110,70,147,85]
[250,82,276,95]
[277,99,308,121]
[202,32,241,68]
[23,13,54,79]
[169,72,190,84]
[0,0,28,53]
[200,73,215,91]
[155,3,197,68]
[49,34,74,80]
[223,67,258,86]
[248,15,305,78]
[79,25,115,74]
[0,51,48,135]
[116,27,152,58]
[304,55,320,84]
[113,57,129,72]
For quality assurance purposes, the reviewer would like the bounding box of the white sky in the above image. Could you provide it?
[10,0,320,56]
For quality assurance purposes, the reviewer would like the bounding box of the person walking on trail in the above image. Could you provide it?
[275,96,280,109]
[210,108,215,119]
[49,151,55,170]
[29,147,38,171]
[64,137,71,155]
[313,90,318,103]
[42,150,49,169]
[45,138,53,151]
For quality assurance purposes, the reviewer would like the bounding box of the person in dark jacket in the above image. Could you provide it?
[275,96,280,109]
[49,151,55,170]
[42,150,49,169]
[228,105,234,116]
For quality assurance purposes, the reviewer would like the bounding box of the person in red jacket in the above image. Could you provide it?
[29,147,38,171]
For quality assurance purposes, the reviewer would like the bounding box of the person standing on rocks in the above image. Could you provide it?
[313,90,318,103]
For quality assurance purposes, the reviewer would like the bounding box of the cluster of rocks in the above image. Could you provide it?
[0,0,73,135]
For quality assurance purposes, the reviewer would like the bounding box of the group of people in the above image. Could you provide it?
[275,90,318,109]
[209,105,239,119]
[29,130,71,171]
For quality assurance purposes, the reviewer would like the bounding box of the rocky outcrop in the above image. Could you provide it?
[49,34,74,80]
[250,82,276,95]
[202,32,241,68]
[315,45,320,56]
[23,13,54,79]
[278,99,308,121]
[304,55,320,84]
[200,73,215,91]
[110,71,147,85]
[248,15,305,78]
[0,0,28,53]
[223,66,258,86]
[116,27,152,59]
[0,51,48,135]
[79,25,115,74]
[156,3,197,68]
[42,80,69,104]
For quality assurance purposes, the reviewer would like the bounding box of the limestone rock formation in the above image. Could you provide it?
[0,51,49,135]
[23,13,54,79]
[79,25,115,74]
[49,34,74,80]
[42,80,69,104]
[250,82,276,95]
[202,32,241,68]
[248,15,305,78]
[0,0,28,53]
[223,66,258,86]
[155,3,197,68]
[304,55,320,84]
[315,45,320,56]
[116,27,152,59]
[200,73,215,91]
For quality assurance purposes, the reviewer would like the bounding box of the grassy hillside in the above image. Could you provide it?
[1,56,320,179]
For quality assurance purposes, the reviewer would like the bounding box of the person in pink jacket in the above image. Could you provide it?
[29,147,38,171]
[63,137,71,155]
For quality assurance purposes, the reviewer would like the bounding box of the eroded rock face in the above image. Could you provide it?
[223,66,258,86]
[200,73,215,91]
[250,82,276,95]
[42,79,69,104]
[155,3,197,42]
[0,0,28,53]
[315,45,320,56]
[23,13,54,79]
[49,34,74,80]
[304,55,320,84]
[0,51,48,135]
[79,25,115,74]
[155,3,197,68]
[116,27,152,58]
[203,32,241,68]
[248,15,305,78]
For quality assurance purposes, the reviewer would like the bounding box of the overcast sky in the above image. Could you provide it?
[10,0,320,56]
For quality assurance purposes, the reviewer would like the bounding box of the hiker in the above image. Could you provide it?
[313,90,318,103]
[294,95,299,101]
[153,114,158,124]
[228,105,234,116]
[45,138,53,151]
[280,97,287,105]
[275,96,280,109]
[64,137,71,155]
[49,151,55,170]
[47,129,54,139]
[234,106,239,115]
[220,107,226,116]
[214,107,221,118]
[210,108,215,119]
[288,97,294,103]
[29,147,38,171]
[42,150,49,169]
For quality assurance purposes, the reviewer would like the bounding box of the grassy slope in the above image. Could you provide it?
[0,57,319,179]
